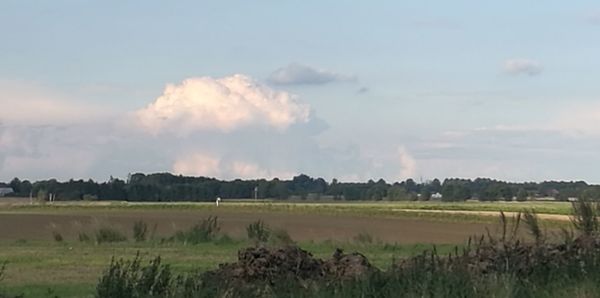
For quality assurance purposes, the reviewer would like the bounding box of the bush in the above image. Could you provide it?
[96,253,172,298]
[132,221,148,242]
[96,227,127,244]
[270,229,294,246]
[246,220,270,243]
[353,232,373,244]
[172,216,220,244]
[78,232,91,242]
[52,231,63,242]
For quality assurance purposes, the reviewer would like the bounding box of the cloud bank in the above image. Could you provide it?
[135,74,311,135]
[503,59,543,76]
[268,63,356,85]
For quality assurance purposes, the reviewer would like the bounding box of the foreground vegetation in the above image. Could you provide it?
[91,200,600,297]
[0,222,457,297]
[0,200,594,297]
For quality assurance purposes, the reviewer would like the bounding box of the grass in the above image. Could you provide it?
[0,239,458,297]
[88,201,600,297]
[0,200,574,223]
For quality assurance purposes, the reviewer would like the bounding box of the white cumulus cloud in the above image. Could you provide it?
[398,146,417,180]
[268,63,356,85]
[135,74,311,135]
[503,59,543,76]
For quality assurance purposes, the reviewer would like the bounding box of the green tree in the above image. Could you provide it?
[516,188,528,201]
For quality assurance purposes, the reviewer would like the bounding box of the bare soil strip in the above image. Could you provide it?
[393,209,571,221]
[0,209,496,244]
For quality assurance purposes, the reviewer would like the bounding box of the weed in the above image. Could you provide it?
[270,229,294,246]
[571,199,599,236]
[172,216,220,244]
[95,227,127,244]
[78,232,91,242]
[353,232,374,244]
[132,221,148,242]
[96,252,172,298]
[246,220,270,243]
[52,231,63,242]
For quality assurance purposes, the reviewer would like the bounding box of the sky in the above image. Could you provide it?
[1,1,600,183]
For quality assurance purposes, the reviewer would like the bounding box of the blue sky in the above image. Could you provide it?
[1,1,600,183]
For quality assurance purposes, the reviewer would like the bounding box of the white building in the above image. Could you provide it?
[431,192,443,200]
[0,187,14,197]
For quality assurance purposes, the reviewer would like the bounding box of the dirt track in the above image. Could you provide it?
[0,209,497,244]
[394,209,571,221]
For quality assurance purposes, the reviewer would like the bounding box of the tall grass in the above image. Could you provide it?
[246,220,270,244]
[132,221,148,242]
[95,227,127,244]
[171,216,221,244]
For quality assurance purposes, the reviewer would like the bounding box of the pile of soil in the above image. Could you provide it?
[204,246,377,287]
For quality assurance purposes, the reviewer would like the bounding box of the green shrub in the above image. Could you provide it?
[96,253,172,298]
[78,232,91,242]
[52,231,63,242]
[270,228,294,246]
[172,216,220,244]
[353,232,373,244]
[96,227,127,244]
[246,220,270,243]
[132,221,148,242]
[571,199,600,236]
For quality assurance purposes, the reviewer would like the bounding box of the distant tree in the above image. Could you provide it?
[516,188,528,202]
[9,178,21,194]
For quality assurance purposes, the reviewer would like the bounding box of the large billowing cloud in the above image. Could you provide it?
[268,63,356,85]
[135,74,311,135]
[503,59,543,76]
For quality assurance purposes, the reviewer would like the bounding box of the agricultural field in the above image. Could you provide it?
[0,200,573,297]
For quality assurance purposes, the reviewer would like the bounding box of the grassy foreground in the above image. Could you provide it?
[0,239,458,297]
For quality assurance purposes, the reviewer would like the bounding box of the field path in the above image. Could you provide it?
[393,209,571,221]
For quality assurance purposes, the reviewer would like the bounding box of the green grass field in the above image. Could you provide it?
[0,199,574,216]
[0,239,460,297]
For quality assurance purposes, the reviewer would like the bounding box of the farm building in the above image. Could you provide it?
[430,192,443,200]
[0,187,14,196]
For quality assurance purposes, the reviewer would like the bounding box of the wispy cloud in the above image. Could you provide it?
[587,12,600,25]
[356,87,369,94]
[503,59,543,76]
[268,63,356,85]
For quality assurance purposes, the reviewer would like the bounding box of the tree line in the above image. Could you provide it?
[3,173,600,202]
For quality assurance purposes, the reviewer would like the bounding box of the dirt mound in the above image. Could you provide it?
[205,246,377,287]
